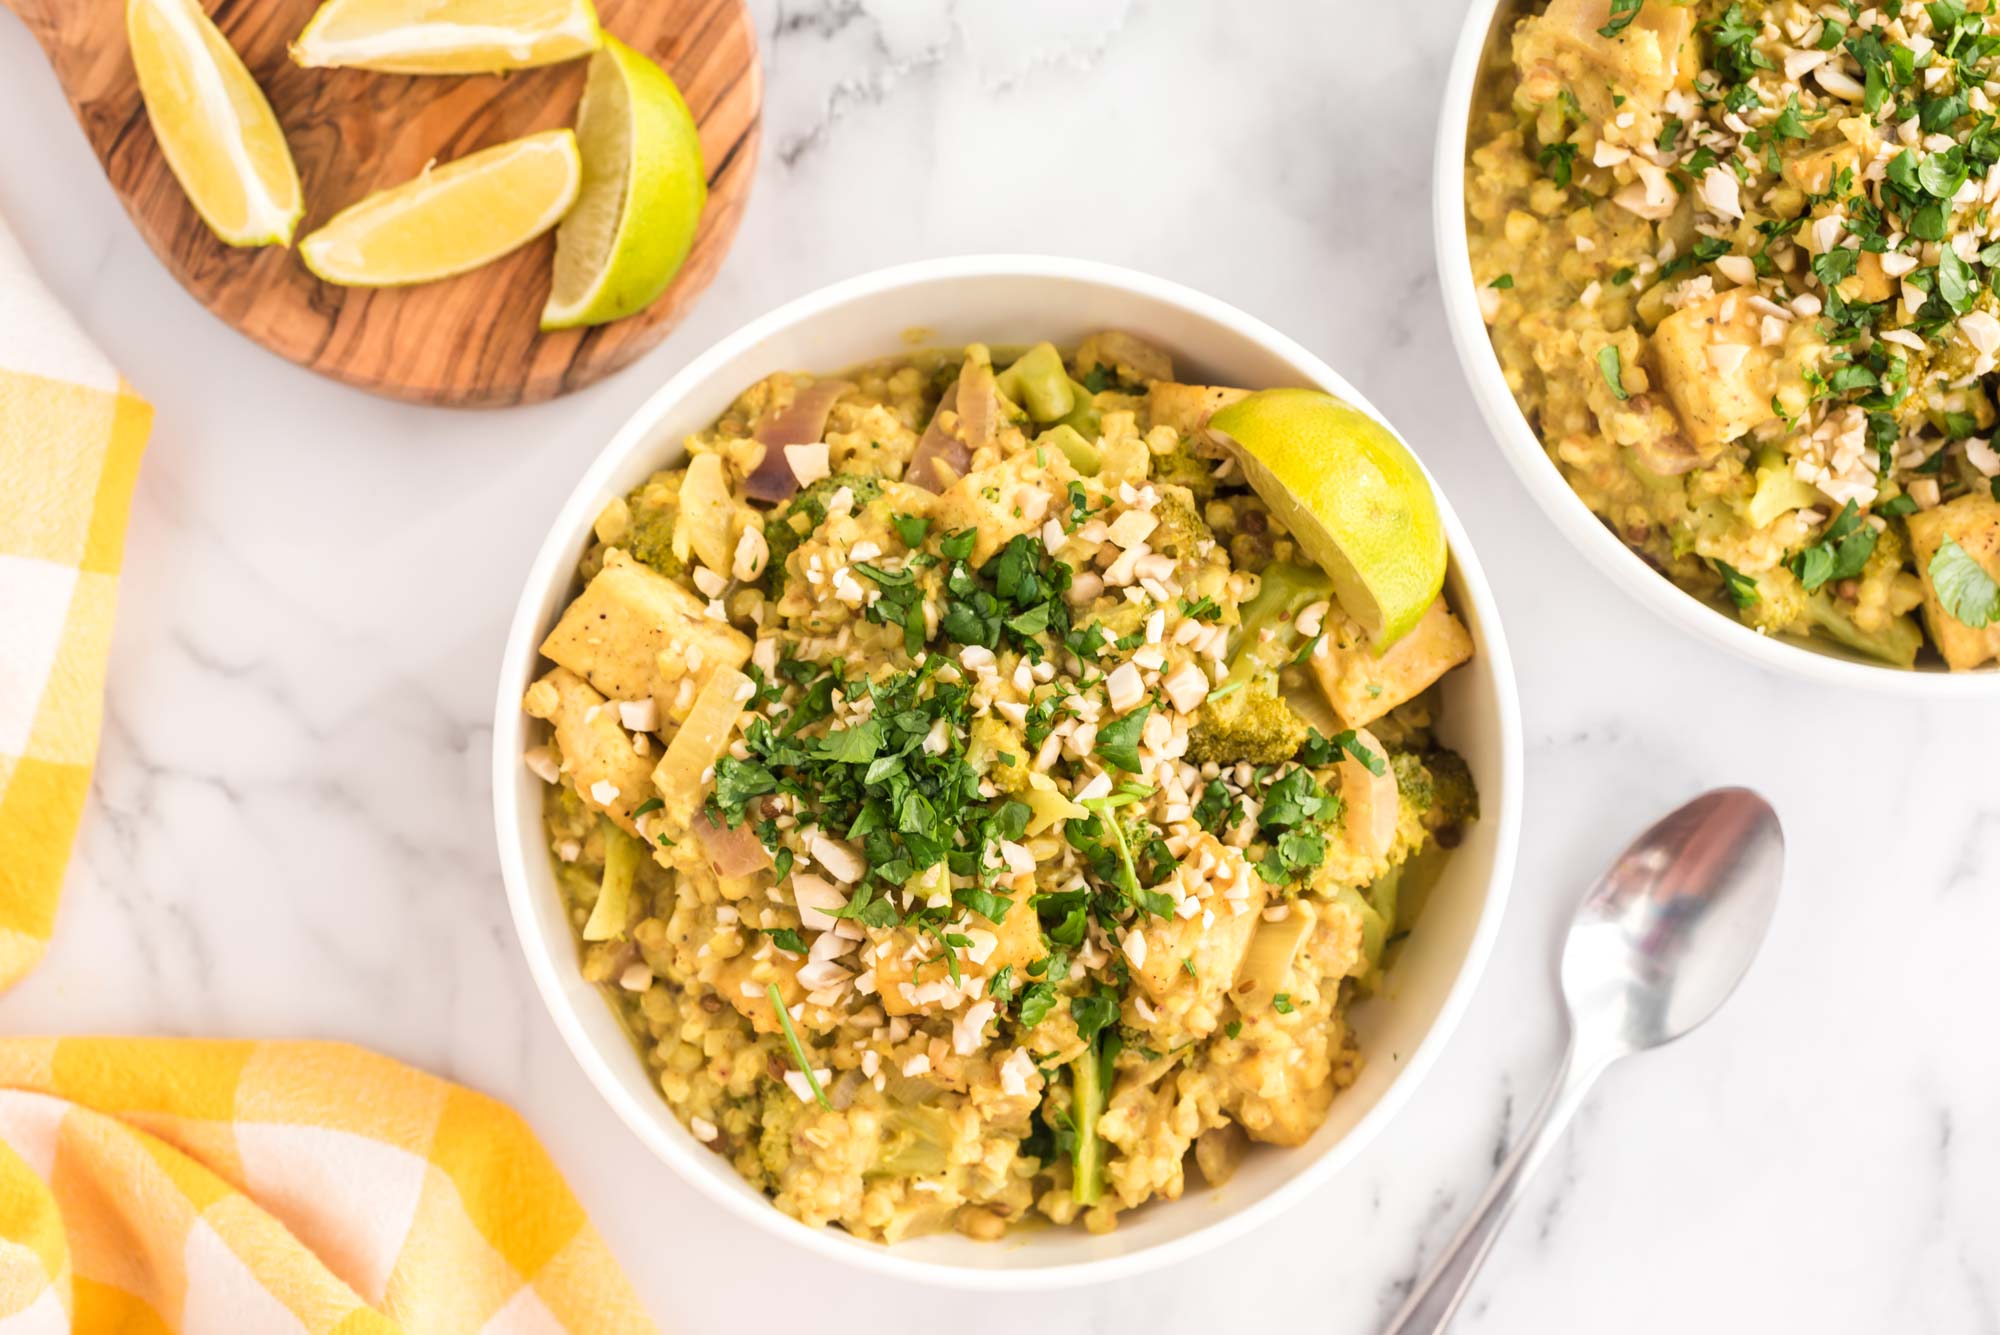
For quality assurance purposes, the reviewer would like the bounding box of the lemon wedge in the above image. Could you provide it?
[1206,388,1448,649]
[127,0,303,247]
[540,36,706,331]
[291,0,600,74]
[299,130,581,287]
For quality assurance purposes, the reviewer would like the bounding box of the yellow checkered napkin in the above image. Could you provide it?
[0,218,151,990]
[0,1039,658,1335]
[0,229,658,1332]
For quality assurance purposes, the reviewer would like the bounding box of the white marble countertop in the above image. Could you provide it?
[4,1,1997,1330]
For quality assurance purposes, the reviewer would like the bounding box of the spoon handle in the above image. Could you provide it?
[1383,1041,1606,1334]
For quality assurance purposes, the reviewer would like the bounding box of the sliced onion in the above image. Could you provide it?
[1078,330,1173,384]
[955,359,998,450]
[829,1068,868,1111]
[693,809,771,876]
[1630,423,1718,476]
[905,380,969,492]
[745,378,855,503]
[881,1070,942,1105]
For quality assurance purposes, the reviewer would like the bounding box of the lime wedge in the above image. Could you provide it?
[299,130,580,287]
[540,36,705,331]
[291,0,600,74]
[127,0,302,248]
[1206,388,1448,649]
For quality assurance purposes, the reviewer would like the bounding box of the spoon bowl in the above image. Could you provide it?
[1562,788,1785,1059]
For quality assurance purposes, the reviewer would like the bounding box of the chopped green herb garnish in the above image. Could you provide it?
[1713,560,1760,609]
[1931,536,2000,628]
[767,982,831,1111]
[1596,345,1628,400]
[1788,501,1879,592]
[1597,0,1641,38]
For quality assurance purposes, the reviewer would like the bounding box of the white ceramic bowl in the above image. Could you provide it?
[492,256,1524,1288]
[1435,0,1999,693]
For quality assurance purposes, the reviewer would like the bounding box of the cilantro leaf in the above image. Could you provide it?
[1192,778,1243,835]
[1333,729,1387,776]
[763,928,806,954]
[1597,0,1641,38]
[1596,345,1629,400]
[1069,991,1119,1040]
[1938,247,1979,314]
[1930,536,2000,628]
[1538,139,1579,188]
[1018,980,1060,1027]
[1713,559,1760,609]
[1096,706,1150,773]
[954,885,1014,924]
[818,719,883,764]
[1787,501,1879,591]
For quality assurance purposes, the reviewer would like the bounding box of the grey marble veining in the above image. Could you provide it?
[3,1,1997,1331]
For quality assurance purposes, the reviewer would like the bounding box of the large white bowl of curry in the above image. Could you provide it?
[492,256,1523,1287]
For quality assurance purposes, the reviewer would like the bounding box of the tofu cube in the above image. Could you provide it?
[523,668,654,833]
[1906,493,2000,670]
[1146,382,1251,437]
[1651,291,1778,450]
[932,447,1077,566]
[540,550,751,705]
[1783,142,1860,196]
[708,947,804,1037]
[870,883,1040,1017]
[1309,597,1474,728]
[1519,0,1696,113]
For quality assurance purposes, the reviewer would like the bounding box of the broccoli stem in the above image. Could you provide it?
[1081,795,1141,902]
[768,982,832,1111]
[1226,562,1333,681]
[581,818,642,942]
[1070,1032,1107,1205]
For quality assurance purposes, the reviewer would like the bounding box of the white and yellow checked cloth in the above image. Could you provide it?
[0,217,150,989]
[0,1039,656,1335]
[0,224,659,1332]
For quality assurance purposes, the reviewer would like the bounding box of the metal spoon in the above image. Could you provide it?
[1385,787,1785,1334]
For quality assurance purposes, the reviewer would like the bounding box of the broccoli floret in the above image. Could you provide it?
[871,1105,956,1178]
[1229,563,1334,673]
[1416,747,1478,839]
[621,472,687,578]
[1150,442,1220,502]
[1184,561,1330,764]
[1187,677,1309,765]
[764,472,887,589]
[996,343,1075,422]
[1727,562,1809,637]
[1723,529,1922,666]
[1148,488,1214,558]
[1806,591,1922,666]
[755,1085,801,1183]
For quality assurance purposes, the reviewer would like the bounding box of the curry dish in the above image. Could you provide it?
[1468,0,2000,668]
[521,333,1477,1241]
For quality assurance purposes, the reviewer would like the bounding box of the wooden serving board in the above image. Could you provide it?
[3,0,760,406]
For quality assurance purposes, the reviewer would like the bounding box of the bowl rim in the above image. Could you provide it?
[491,254,1525,1289]
[1433,0,2000,694]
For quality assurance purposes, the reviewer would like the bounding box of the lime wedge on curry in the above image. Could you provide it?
[1206,388,1447,649]
[291,0,600,73]
[127,0,303,248]
[299,129,581,287]
[540,36,706,331]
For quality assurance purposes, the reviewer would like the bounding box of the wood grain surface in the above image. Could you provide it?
[3,0,760,406]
